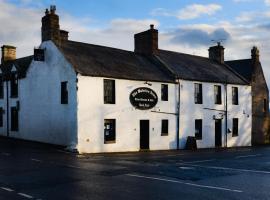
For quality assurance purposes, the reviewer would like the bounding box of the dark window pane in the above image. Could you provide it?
[232,87,238,105]
[10,73,18,98]
[194,83,203,104]
[11,107,18,131]
[214,85,222,104]
[161,84,168,101]
[104,79,115,104]
[0,108,3,127]
[0,76,3,99]
[195,119,202,140]
[232,118,238,137]
[61,81,68,104]
[34,48,45,61]
[161,120,169,136]
[104,119,116,143]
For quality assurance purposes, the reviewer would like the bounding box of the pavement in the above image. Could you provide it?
[0,137,270,200]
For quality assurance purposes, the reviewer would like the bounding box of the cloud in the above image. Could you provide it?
[151,4,222,20]
[169,28,231,47]
[265,0,270,5]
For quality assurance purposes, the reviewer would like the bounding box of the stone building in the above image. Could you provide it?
[226,48,270,145]
[0,6,254,153]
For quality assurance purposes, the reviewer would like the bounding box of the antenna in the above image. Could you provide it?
[211,39,226,46]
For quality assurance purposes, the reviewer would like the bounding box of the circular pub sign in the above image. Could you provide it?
[129,87,158,110]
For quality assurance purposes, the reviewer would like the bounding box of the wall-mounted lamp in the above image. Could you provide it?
[144,81,152,86]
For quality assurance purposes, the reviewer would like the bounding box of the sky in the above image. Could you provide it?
[0,0,270,88]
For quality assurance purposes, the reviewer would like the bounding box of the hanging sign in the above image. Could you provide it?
[130,87,158,110]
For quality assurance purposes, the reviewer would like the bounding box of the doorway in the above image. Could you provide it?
[140,120,149,150]
[215,119,222,147]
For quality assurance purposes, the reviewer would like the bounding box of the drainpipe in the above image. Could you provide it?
[176,79,181,150]
[6,80,9,137]
[225,77,228,148]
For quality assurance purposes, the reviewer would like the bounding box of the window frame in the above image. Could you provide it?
[214,85,222,105]
[161,84,168,101]
[194,83,203,104]
[161,119,169,136]
[195,119,202,140]
[104,79,115,104]
[232,118,239,137]
[104,119,116,144]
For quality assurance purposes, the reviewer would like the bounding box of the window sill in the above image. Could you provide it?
[161,133,168,136]
[104,140,116,144]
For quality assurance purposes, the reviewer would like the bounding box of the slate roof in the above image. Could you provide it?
[59,40,248,85]
[0,56,33,79]
[225,59,253,82]
[58,40,175,83]
[156,50,248,85]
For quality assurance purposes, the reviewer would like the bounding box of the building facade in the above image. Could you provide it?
[0,6,253,153]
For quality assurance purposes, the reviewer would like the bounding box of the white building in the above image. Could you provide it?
[0,6,252,153]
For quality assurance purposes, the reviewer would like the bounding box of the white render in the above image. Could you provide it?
[0,40,252,153]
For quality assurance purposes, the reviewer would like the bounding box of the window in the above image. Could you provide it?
[61,81,68,104]
[232,118,238,137]
[0,75,3,99]
[195,119,202,140]
[232,87,238,105]
[104,79,115,104]
[214,85,222,104]
[194,83,203,104]
[10,73,18,98]
[161,120,169,136]
[11,107,18,131]
[34,48,45,61]
[0,108,3,127]
[104,119,116,143]
[161,84,168,101]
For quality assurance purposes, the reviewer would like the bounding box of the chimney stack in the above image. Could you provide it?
[1,45,16,64]
[208,42,225,64]
[251,46,260,64]
[41,5,61,45]
[134,24,158,55]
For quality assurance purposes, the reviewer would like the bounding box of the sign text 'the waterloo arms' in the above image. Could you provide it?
[129,87,158,110]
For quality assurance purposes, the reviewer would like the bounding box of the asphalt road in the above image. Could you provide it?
[0,138,270,200]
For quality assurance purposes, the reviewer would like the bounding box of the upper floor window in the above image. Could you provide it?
[61,81,68,104]
[195,119,202,140]
[10,73,18,98]
[104,79,115,104]
[0,107,3,127]
[161,119,169,136]
[161,84,168,101]
[34,48,45,61]
[214,85,222,104]
[194,83,203,104]
[232,118,239,137]
[232,87,238,105]
[0,75,3,99]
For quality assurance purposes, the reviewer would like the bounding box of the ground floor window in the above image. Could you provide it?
[0,108,3,127]
[232,118,238,137]
[104,119,116,144]
[11,107,18,131]
[161,120,169,136]
[195,119,202,140]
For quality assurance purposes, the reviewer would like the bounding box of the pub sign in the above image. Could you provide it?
[129,87,158,110]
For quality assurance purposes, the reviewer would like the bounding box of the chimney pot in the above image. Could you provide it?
[150,24,154,29]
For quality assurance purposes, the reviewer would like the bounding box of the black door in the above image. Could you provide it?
[140,120,149,150]
[215,119,222,147]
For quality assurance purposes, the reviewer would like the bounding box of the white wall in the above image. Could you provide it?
[179,80,252,149]
[0,41,78,147]
[77,76,178,153]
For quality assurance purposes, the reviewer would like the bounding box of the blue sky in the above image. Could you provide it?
[0,0,270,86]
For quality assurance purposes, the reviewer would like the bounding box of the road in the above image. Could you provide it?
[0,137,270,200]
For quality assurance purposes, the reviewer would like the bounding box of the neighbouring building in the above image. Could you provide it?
[0,6,254,153]
[226,48,270,145]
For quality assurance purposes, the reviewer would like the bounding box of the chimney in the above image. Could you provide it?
[41,5,61,45]
[208,42,225,64]
[251,46,260,64]
[1,45,16,64]
[60,30,69,42]
[134,24,158,55]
